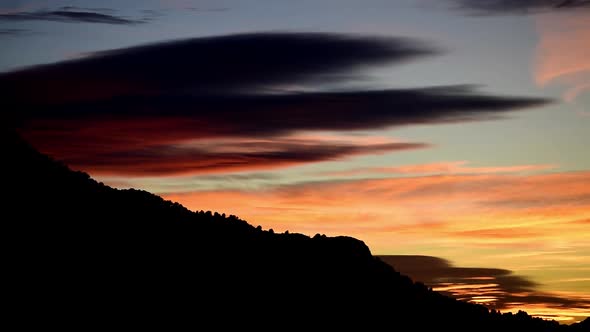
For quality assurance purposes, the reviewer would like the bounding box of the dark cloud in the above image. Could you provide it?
[379,255,536,293]
[379,255,590,316]
[16,86,548,175]
[0,8,147,25]
[453,0,590,14]
[58,6,116,13]
[20,86,550,133]
[50,140,427,176]
[1,33,438,107]
[1,33,553,176]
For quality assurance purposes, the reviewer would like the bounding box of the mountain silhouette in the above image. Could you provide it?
[4,130,587,330]
[572,317,589,329]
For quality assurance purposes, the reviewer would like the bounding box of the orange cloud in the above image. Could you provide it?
[163,170,590,251]
[535,12,590,102]
[504,301,590,322]
[163,170,590,322]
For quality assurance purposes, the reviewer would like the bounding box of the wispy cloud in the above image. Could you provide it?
[0,28,32,36]
[451,0,590,15]
[0,7,148,25]
[323,161,556,177]
[535,12,590,103]
[59,136,428,176]
[379,255,590,322]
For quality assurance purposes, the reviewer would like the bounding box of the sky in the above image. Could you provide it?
[1,0,589,323]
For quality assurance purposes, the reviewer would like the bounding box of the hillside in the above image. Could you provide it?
[4,131,585,331]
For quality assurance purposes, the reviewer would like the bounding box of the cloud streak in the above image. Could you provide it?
[58,137,428,176]
[324,161,556,177]
[535,12,590,104]
[0,28,31,36]
[0,8,147,25]
[379,255,590,322]
[453,0,590,14]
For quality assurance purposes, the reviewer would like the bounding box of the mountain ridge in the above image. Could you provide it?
[4,131,587,330]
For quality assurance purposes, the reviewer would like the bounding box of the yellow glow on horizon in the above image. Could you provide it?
[503,303,590,323]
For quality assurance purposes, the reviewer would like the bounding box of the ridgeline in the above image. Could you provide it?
[5,131,588,330]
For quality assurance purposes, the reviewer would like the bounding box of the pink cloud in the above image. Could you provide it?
[324,161,556,177]
[535,12,590,102]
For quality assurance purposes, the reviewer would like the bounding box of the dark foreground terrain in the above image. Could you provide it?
[5,131,588,330]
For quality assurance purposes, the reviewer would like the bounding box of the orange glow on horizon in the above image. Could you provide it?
[162,170,590,323]
[503,303,590,323]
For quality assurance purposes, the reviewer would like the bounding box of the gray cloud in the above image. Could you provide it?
[0,8,147,25]
[453,0,590,14]
[0,28,31,36]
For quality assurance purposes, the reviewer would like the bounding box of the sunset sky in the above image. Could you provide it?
[1,0,589,323]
